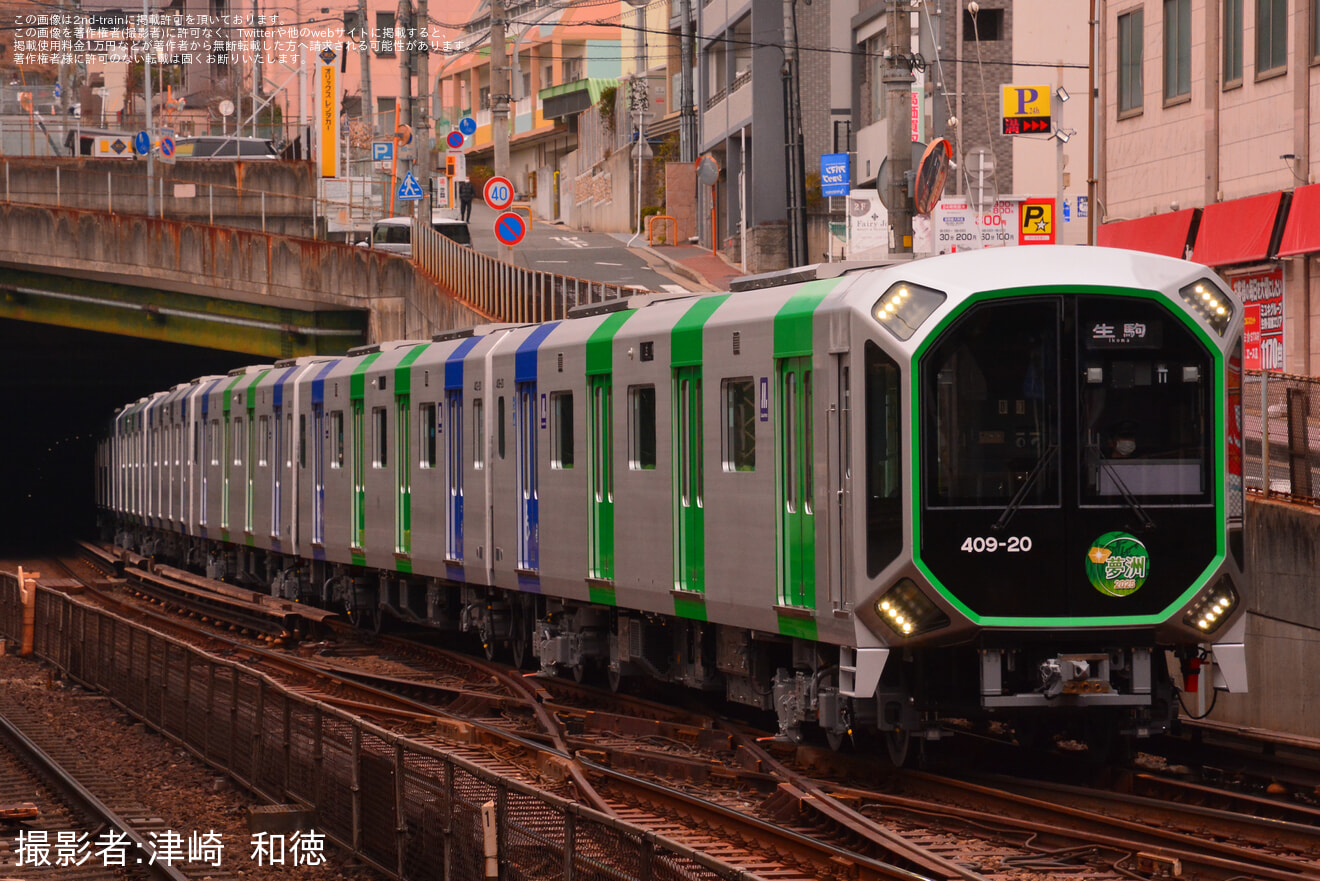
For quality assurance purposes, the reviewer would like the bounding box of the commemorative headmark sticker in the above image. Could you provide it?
[1085,531,1150,597]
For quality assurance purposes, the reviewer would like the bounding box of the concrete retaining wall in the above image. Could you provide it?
[2,157,317,236]
[0,202,487,344]
[1212,497,1320,736]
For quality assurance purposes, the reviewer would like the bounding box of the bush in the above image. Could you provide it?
[469,164,495,192]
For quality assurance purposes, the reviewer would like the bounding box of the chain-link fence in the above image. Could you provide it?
[1244,369,1320,505]
[0,574,747,881]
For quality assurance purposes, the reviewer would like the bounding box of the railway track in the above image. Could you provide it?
[44,544,1320,881]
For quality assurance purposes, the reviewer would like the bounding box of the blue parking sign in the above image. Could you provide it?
[820,153,850,197]
[372,141,393,161]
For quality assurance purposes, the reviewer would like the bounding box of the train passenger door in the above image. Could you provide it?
[588,375,614,580]
[516,382,538,571]
[777,356,815,610]
[673,367,704,593]
[396,392,411,556]
[312,403,325,545]
[351,399,365,551]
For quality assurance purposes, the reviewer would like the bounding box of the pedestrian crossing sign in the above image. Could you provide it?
[397,172,424,201]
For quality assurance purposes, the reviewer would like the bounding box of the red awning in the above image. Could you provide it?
[1096,209,1198,258]
[1190,191,1283,266]
[1278,183,1320,257]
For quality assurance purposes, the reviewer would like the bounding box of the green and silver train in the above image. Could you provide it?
[99,246,1248,761]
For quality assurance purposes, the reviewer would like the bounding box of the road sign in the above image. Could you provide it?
[1001,84,1052,134]
[159,135,176,163]
[459,116,476,136]
[319,46,337,64]
[493,211,527,246]
[446,130,464,149]
[110,138,128,155]
[1019,198,1056,245]
[54,83,61,99]
[133,130,151,156]
[484,176,514,210]
[820,153,849,198]
[432,175,451,212]
[397,172,425,201]
[372,141,394,161]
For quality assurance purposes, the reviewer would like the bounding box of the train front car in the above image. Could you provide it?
[851,246,1247,753]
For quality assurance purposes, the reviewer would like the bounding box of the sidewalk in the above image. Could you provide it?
[606,232,748,292]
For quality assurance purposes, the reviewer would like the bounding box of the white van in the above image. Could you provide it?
[366,217,473,254]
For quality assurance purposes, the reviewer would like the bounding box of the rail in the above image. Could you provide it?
[414,221,640,323]
[0,573,747,881]
[1245,368,1320,506]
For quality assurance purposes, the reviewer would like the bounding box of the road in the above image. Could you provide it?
[457,200,696,294]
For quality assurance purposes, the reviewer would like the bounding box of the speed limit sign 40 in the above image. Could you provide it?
[484,176,514,211]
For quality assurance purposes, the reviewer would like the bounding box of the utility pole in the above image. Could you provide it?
[358,0,373,136]
[143,0,153,217]
[781,0,807,267]
[490,0,509,177]
[678,0,695,162]
[397,0,412,182]
[416,0,431,185]
[884,0,913,253]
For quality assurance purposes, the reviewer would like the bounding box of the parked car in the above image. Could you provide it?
[364,217,472,254]
[175,136,278,159]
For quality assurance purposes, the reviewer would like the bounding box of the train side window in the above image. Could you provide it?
[420,403,437,468]
[373,407,388,468]
[865,341,903,577]
[551,391,574,469]
[722,378,756,472]
[629,385,656,470]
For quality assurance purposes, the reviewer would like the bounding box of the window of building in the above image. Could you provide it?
[1118,9,1144,115]
[1224,0,1244,84]
[722,378,756,472]
[868,35,886,121]
[551,391,574,469]
[1163,0,1190,101]
[479,86,491,110]
[375,11,395,55]
[1313,0,1320,59]
[963,7,1003,41]
[629,385,656,470]
[1257,0,1286,76]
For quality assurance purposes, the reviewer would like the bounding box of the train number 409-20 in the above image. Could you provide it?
[960,536,1033,553]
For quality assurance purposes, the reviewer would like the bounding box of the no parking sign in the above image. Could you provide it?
[493,211,527,246]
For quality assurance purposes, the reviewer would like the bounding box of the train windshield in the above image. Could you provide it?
[923,295,1213,509]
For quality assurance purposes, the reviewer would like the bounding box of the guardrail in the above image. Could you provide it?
[0,575,745,881]
[1246,368,1320,505]
[414,221,641,323]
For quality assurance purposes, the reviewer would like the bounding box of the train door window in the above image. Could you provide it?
[396,394,411,555]
[722,378,756,472]
[420,403,437,468]
[446,390,464,561]
[331,411,345,468]
[313,404,325,544]
[258,416,270,466]
[673,369,704,592]
[222,414,232,530]
[551,392,574,468]
[498,396,506,460]
[1078,297,1211,503]
[777,358,814,608]
[588,376,615,580]
[272,408,282,538]
[922,300,1060,508]
[233,417,244,466]
[473,399,485,470]
[629,385,656,470]
[517,383,538,571]
[865,341,903,576]
[352,401,365,549]
[285,414,293,468]
[373,406,388,468]
[298,414,307,469]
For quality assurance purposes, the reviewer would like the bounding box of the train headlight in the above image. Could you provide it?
[1178,279,1234,336]
[1182,577,1239,634]
[874,579,949,638]
[872,282,947,341]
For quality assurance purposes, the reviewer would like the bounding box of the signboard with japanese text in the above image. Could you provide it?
[1019,198,1055,244]
[928,198,1018,253]
[320,63,339,178]
[820,153,849,197]
[1243,304,1262,371]
[1000,84,1052,134]
[1230,267,1284,371]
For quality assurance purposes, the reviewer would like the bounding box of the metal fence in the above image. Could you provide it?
[0,576,745,881]
[1245,369,1320,505]
[415,221,641,323]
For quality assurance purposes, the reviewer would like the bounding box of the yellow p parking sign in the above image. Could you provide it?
[1019,198,1056,244]
[1001,85,1052,134]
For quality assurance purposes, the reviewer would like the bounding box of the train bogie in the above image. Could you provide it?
[100,246,1250,750]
